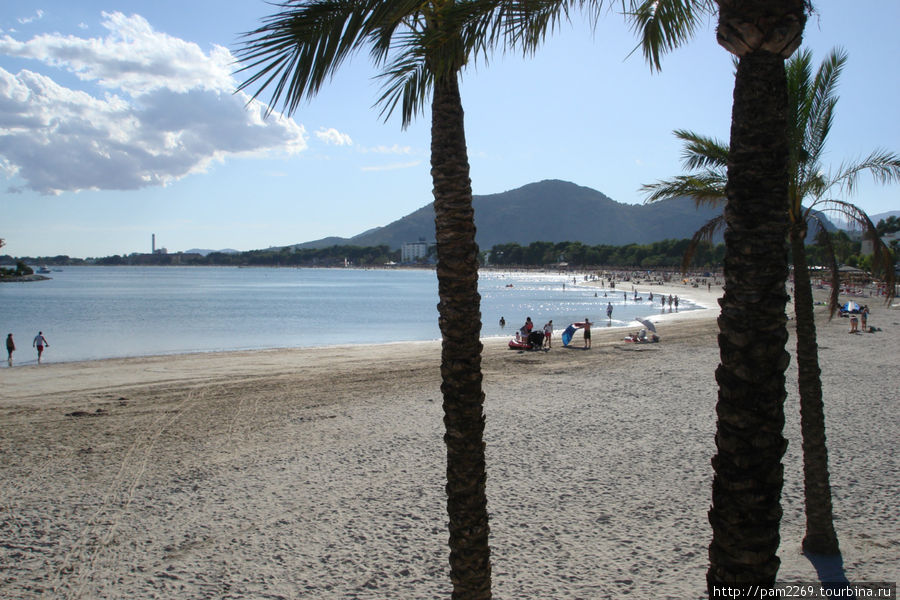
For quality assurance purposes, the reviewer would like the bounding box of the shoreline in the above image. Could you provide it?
[1,279,721,398]
[3,277,721,368]
[3,276,894,395]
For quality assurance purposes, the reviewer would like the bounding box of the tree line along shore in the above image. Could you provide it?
[2,228,888,272]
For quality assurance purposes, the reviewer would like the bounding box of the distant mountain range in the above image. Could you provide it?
[870,210,900,223]
[288,179,834,251]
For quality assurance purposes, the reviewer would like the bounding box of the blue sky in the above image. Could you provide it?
[1,1,898,258]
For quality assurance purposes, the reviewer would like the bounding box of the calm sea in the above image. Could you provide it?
[0,266,698,364]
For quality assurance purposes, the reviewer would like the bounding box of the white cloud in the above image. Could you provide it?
[0,12,306,194]
[17,10,45,25]
[315,127,353,146]
[360,143,413,155]
[361,160,421,172]
[0,12,234,95]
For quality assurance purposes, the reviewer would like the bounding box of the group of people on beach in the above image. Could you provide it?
[508,316,562,349]
[505,316,595,349]
[847,305,871,334]
[594,290,680,311]
[5,331,49,366]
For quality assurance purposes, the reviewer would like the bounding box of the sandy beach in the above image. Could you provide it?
[1,281,897,599]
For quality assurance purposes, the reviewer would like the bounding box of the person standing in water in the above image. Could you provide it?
[6,333,14,366]
[33,331,49,364]
[606,302,613,321]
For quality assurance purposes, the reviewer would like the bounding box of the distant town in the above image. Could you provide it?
[3,223,898,274]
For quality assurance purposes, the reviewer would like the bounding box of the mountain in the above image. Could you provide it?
[870,210,900,224]
[292,179,832,250]
[830,210,898,231]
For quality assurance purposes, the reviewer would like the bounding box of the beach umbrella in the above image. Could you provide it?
[637,318,657,333]
[841,301,860,313]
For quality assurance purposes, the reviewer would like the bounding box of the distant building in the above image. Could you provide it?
[861,231,899,255]
[152,234,167,254]
[401,240,432,263]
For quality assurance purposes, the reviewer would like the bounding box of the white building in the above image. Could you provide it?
[401,241,432,263]
[861,231,899,255]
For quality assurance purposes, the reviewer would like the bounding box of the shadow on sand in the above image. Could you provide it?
[804,551,854,596]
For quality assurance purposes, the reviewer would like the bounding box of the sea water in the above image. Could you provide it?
[0,266,699,364]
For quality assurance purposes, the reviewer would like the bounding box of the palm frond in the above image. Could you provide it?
[825,149,900,196]
[803,47,845,169]
[785,48,813,186]
[625,0,714,71]
[809,218,841,319]
[681,214,725,273]
[373,40,432,127]
[641,171,726,205]
[235,0,383,116]
[365,0,426,67]
[501,0,579,54]
[811,198,896,304]
[673,128,728,171]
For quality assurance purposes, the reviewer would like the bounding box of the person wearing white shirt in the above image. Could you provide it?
[33,331,49,364]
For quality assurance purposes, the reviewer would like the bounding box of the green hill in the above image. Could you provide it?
[292,179,830,250]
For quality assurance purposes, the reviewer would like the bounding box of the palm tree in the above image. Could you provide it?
[697,0,810,590]
[235,3,503,595]
[643,47,900,560]
[234,2,710,596]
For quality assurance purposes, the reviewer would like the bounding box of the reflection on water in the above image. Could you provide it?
[1,267,699,363]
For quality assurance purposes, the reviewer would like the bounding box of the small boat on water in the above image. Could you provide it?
[37,266,51,274]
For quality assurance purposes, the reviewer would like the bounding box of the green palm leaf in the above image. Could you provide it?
[645,46,897,300]
[235,0,384,116]
[640,171,725,204]
[627,0,715,70]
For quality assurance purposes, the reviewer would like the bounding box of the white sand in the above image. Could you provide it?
[1,282,897,599]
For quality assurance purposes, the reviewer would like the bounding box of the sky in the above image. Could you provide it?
[1,1,898,258]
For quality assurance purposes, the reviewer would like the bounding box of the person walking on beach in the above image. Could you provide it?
[674,295,679,311]
[606,302,613,320]
[33,331,49,364]
[583,318,592,349]
[860,305,869,332]
[6,333,14,367]
[543,320,553,349]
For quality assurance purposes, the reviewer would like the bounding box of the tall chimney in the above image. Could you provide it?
[152,234,156,253]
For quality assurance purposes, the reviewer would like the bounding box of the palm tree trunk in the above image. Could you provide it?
[707,51,792,591]
[430,72,492,600]
[790,225,840,555]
